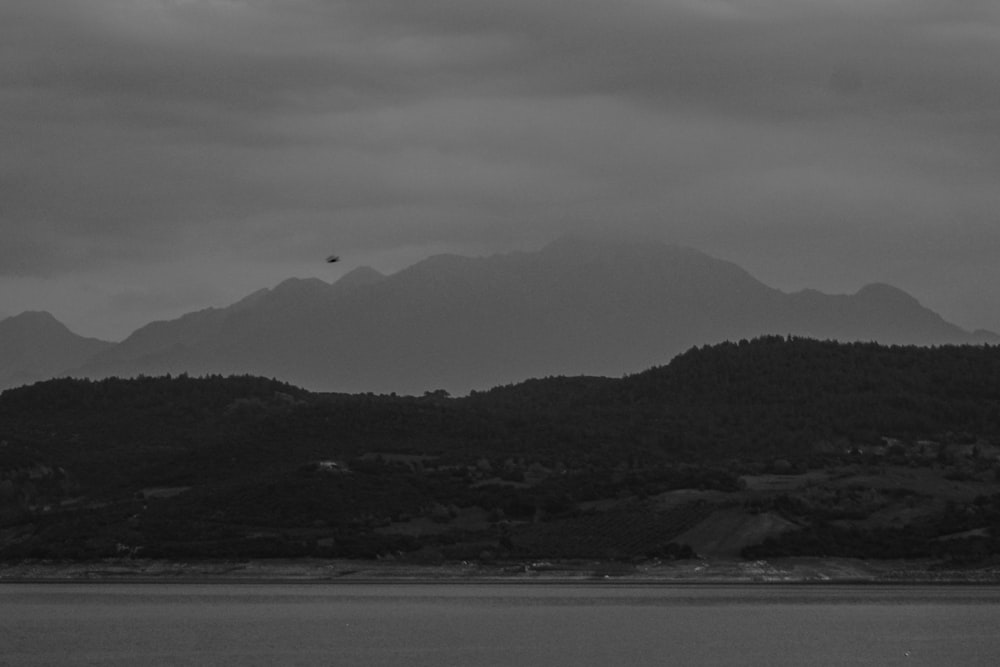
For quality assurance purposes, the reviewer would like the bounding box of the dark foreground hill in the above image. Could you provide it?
[4,236,995,393]
[2,337,1000,563]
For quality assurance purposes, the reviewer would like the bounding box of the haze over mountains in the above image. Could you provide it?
[1,237,995,394]
[0,311,112,391]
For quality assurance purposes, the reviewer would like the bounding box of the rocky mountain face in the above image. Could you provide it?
[2,237,994,394]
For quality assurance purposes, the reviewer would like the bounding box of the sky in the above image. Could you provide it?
[2,0,999,341]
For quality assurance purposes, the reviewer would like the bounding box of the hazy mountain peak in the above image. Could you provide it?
[3,310,62,328]
[855,282,920,306]
[14,239,992,395]
[333,266,385,290]
[271,277,331,293]
[536,236,753,289]
[392,253,477,285]
[0,311,109,344]
[0,311,112,390]
[245,277,337,315]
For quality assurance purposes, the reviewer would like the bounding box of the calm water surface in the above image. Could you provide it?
[2,582,999,665]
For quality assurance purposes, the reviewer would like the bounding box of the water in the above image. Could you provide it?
[2,583,999,665]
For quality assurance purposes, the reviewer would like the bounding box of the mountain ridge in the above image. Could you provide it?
[1,237,995,393]
[0,311,113,390]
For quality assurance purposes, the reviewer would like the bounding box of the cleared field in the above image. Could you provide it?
[673,508,799,558]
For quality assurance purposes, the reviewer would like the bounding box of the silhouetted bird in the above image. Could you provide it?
[326,255,340,263]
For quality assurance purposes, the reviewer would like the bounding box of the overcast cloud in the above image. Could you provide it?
[2,0,999,339]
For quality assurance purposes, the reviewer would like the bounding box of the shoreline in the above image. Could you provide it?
[4,557,1000,585]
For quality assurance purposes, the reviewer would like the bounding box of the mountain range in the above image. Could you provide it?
[1,236,995,394]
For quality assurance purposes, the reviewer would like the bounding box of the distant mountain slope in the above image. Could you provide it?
[61,237,995,394]
[0,312,112,390]
[779,282,975,343]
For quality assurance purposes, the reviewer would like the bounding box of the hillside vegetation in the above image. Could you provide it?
[2,337,999,563]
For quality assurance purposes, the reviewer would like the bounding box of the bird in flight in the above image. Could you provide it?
[326,254,340,263]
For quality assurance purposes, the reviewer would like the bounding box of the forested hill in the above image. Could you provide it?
[467,337,1000,457]
[3,337,1000,561]
[613,337,1000,458]
[3,337,1000,481]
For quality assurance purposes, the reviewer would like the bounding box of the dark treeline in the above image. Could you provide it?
[1,336,999,561]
